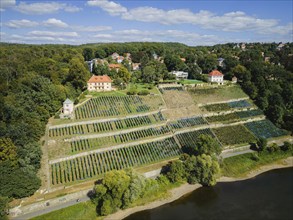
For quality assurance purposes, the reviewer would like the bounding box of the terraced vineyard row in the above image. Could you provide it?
[50,137,182,185]
[75,95,163,119]
[70,125,172,153]
[168,116,207,130]
[176,128,220,148]
[244,120,289,139]
[203,100,252,112]
[212,125,257,146]
[159,86,184,94]
[206,109,263,123]
[49,112,165,138]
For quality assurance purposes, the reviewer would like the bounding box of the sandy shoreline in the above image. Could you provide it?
[105,157,293,220]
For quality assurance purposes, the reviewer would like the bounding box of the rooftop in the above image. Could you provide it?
[209,70,223,76]
[88,75,112,83]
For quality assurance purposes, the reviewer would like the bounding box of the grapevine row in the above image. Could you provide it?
[70,125,172,153]
[74,95,163,119]
[50,137,182,185]
[168,116,207,130]
[244,120,288,139]
[49,112,165,138]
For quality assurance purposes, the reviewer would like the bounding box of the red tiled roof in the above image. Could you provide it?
[88,75,112,83]
[209,70,223,76]
[108,64,121,69]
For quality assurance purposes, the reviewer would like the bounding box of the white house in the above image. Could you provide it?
[170,71,188,80]
[60,98,74,118]
[87,75,113,92]
[208,70,224,84]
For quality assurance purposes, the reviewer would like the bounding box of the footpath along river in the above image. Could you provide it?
[125,167,293,220]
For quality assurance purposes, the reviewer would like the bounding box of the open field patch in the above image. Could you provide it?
[188,85,248,104]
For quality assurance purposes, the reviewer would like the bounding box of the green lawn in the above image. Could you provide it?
[31,201,99,220]
[221,150,292,177]
[179,79,203,84]
[120,83,160,95]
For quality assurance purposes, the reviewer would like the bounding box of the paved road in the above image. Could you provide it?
[11,196,91,220]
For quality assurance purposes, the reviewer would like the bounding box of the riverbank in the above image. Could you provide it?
[105,156,293,220]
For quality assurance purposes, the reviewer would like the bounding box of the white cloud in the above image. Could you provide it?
[28,31,79,37]
[14,2,81,15]
[0,0,15,11]
[43,18,68,28]
[92,29,222,46]
[4,19,38,28]
[87,0,127,15]
[87,0,291,35]
[72,25,112,32]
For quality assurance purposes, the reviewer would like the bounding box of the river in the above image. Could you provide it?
[125,167,293,220]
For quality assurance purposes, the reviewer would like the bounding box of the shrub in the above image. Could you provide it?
[138,90,150,96]
[126,88,137,95]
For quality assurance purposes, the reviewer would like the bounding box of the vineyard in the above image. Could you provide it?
[50,137,182,185]
[49,112,165,138]
[168,116,207,130]
[212,125,257,146]
[74,95,163,120]
[70,125,172,153]
[176,128,220,148]
[236,109,263,118]
[206,113,239,123]
[244,120,289,139]
[203,100,252,112]
[206,109,263,123]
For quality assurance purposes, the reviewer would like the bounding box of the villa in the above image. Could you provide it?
[208,70,224,84]
[87,75,113,92]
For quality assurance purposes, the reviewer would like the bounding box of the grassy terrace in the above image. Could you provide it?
[188,84,248,104]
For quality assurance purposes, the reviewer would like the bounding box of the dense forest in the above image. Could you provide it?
[0,42,292,212]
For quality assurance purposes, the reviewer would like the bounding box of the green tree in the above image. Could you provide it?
[118,66,131,83]
[257,137,267,152]
[182,134,221,156]
[67,57,90,90]
[166,160,186,183]
[0,196,10,220]
[95,48,106,59]
[0,138,17,164]
[82,48,94,61]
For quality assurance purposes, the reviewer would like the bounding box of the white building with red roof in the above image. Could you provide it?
[208,70,224,84]
[87,75,113,92]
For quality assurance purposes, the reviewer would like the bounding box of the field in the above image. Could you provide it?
[212,125,257,146]
[244,120,289,139]
[188,85,248,104]
[50,137,182,185]
[49,112,165,138]
[74,95,164,120]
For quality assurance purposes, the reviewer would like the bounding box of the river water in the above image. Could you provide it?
[125,167,293,220]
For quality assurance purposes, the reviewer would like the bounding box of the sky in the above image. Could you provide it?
[0,0,292,46]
